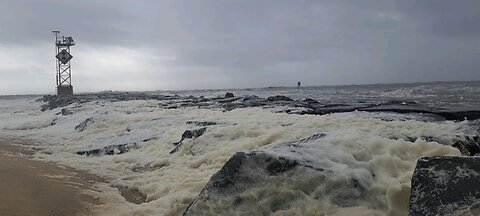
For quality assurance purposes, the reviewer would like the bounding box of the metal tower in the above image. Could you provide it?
[52,30,75,96]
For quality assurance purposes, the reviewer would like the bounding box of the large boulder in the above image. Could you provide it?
[409,156,480,216]
[183,134,385,215]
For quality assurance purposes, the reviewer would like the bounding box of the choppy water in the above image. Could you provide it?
[2,81,480,109]
[0,81,479,216]
[163,81,480,109]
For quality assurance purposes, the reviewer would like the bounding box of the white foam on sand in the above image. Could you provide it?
[0,98,466,216]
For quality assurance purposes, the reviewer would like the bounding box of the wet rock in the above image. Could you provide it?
[451,136,480,156]
[36,95,56,102]
[170,127,207,154]
[404,136,439,143]
[409,156,480,216]
[242,95,262,101]
[266,157,298,175]
[225,92,235,98]
[76,136,157,156]
[195,98,211,103]
[217,97,241,104]
[37,92,480,121]
[186,121,217,126]
[114,185,148,204]
[39,92,182,111]
[183,151,305,215]
[61,108,74,116]
[382,100,417,106]
[131,163,168,173]
[76,143,137,156]
[41,95,77,111]
[286,133,326,147]
[75,117,94,132]
[178,127,207,140]
[302,105,364,115]
[452,141,471,156]
[183,133,375,215]
[302,98,318,103]
[435,110,480,121]
[267,95,293,102]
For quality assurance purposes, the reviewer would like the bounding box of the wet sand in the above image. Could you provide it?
[0,139,99,216]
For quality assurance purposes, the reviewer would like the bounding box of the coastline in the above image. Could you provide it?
[0,138,100,216]
[0,84,478,215]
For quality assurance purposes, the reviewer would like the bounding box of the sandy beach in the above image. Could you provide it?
[0,139,99,216]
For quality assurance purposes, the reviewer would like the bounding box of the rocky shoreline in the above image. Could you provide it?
[39,92,480,121]
[36,92,480,215]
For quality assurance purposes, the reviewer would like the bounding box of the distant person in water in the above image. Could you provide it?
[297,81,301,88]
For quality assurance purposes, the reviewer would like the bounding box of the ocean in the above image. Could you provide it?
[0,81,479,215]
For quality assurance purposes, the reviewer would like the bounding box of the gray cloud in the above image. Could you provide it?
[0,0,136,45]
[397,0,480,37]
[0,0,479,94]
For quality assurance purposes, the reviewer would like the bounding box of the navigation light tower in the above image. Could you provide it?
[52,30,75,96]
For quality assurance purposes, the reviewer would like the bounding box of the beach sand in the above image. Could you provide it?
[0,139,100,216]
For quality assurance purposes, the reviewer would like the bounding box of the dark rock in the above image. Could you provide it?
[114,185,147,204]
[225,92,235,98]
[41,96,77,111]
[195,98,210,103]
[50,118,58,126]
[75,117,94,132]
[37,95,56,102]
[286,133,326,147]
[452,141,471,156]
[61,108,74,116]
[242,95,262,101]
[217,97,241,104]
[36,92,480,121]
[320,103,350,108]
[76,143,137,156]
[39,92,182,111]
[382,100,417,106]
[211,152,246,189]
[266,157,298,175]
[179,127,207,140]
[404,136,439,143]
[302,98,318,103]
[434,111,480,121]
[302,106,360,115]
[76,136,157,156]
[170,127,207,154]
[186,121,217,126]
[409,156,480,216]
[451,136,480,156]
[183,133,374,215]
[267,95,293,102]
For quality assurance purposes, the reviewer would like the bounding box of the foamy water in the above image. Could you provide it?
[0,82,478,215]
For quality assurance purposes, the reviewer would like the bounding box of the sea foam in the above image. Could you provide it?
[0,97,470,215]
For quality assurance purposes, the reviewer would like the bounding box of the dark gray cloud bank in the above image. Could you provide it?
[0,0,479,94]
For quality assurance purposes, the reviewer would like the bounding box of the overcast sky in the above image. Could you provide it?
[1,0,479,94]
